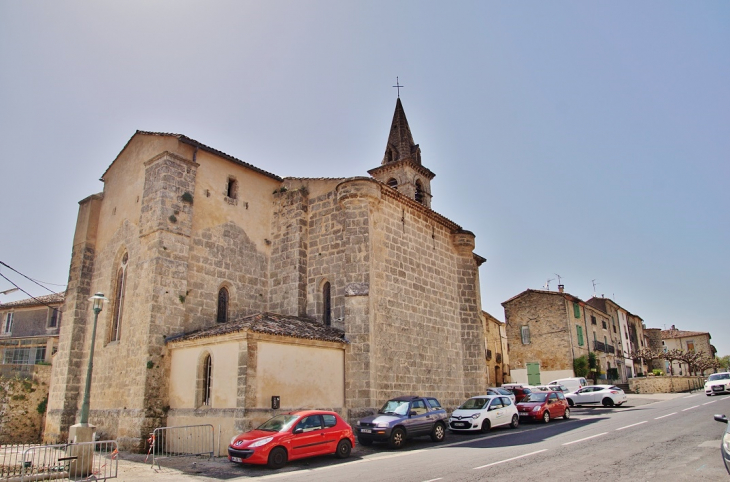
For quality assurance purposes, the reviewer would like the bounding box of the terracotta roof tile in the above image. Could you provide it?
[0,292,65,309]
[167,312,347,344]
[661,328,710,339]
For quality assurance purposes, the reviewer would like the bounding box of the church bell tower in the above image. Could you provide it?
[368,97,435,209]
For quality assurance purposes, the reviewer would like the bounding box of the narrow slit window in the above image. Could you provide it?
[217,288,228,323]
[323,282,331,326]
[202,354,212,406]
[110,252,128,342]
[226,178,238,199]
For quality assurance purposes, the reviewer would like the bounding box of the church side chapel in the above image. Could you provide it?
[45,98,488,451]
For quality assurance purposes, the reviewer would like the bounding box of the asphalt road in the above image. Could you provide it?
[122,393,730,481]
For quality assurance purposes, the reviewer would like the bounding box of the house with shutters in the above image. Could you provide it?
[502,287,624,385]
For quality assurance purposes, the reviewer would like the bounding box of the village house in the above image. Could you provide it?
[45,98,489,451]
[482,311,509,386]
[502,287,625,385]
[0,292,63,378]
[661,325,716,376]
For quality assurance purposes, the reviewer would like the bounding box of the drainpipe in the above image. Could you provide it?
[564,297,576,375]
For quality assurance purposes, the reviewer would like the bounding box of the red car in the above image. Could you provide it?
[228,410,356,469]
[515,391,570,423]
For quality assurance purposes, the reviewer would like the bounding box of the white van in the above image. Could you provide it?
[547,377,588,393]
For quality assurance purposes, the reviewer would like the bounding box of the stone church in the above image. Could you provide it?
[45,98,488,450]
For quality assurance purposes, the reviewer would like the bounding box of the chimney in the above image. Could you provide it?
[671,324,676,330]
[558,284,564,293]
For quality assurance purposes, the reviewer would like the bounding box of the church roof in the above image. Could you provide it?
[166,312,348,345]
[0,292,65,309]
[102,131,283,182]
[381,98,422,166]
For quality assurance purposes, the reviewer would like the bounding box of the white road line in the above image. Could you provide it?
[655,412,677,420]
[703,400,717,405]
[422,479,443,482]
[616,421,647,431]
[473,449,548,469]
[682,405,700,411]
[562,432,608,446]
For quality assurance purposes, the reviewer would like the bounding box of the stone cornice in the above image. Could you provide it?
[143,150,200,169]
[368,158,435,180]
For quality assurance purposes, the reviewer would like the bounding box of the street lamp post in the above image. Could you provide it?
[78,292,108,425]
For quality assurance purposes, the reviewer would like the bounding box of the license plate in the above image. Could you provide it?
[520,412,529,416]
[454,422,466,427]
[360,428,372,433]
[231,457,242,463]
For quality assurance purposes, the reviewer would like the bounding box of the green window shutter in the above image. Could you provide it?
[573,302,581,318]
[577,325,584,346]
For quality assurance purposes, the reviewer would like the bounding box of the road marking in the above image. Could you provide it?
[655,412,677,420]
[422,479,442,482]
[562,432,608,446]
[682,405,700,411]
[616,421,647,431]
[684,394,698,399]
[703,400,717,405]
[473,449,548,469]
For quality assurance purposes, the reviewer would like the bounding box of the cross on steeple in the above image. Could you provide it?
[392,77,403,98]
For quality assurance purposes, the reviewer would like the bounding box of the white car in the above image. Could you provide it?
[565,385,627,407]
[705,372,730,396]
[486,387,516,403]
[532,384,569,394]
[448,395,519,433]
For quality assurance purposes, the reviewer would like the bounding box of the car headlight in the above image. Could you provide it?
[723,432,730,453]
[532,406,541,412]
[356,420,361,426]
[230,436,238,445]
[471,413,481,419]
[249,436,274,448]
[375,422,389,428]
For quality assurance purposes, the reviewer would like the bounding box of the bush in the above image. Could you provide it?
[574,356,589,377]
[652,369,664,376]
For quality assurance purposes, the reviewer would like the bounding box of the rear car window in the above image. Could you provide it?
[426,398,442,409]
[323,414,337,428]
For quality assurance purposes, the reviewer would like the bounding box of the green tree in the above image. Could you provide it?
[573,356,588,377]
[716,355,730,370]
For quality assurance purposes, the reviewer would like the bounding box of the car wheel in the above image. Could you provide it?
[267,447,287,470]
[567,399,574,407]
[357,437,373,446]
[542,411,550,423]
[389,427,406,449]
[510,414,519,429]
[563,408,570,420]
[480,419,491,433]
[602,397,615,407]
[430,422,446,442]
[335,439,352,459]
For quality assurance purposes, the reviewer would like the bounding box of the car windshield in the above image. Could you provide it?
[379,400,411,415]
[257,414,299,432]
[459,398,489,410]
[522,393,548,403]
[709,373,730,381]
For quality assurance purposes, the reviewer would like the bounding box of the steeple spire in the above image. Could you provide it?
[369,97,435,208]
[382,98,421,166]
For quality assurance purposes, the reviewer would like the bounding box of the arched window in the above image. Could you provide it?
[109,252,128,342]
[201,353,212,406]
[414,180,424,204]
[217,288,228,323]
[387,178,398,190]
[323,282,331,326]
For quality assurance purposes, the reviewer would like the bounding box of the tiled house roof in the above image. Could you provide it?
[0,292,65,309]
[661,328,710,340]
[167,312,348,345]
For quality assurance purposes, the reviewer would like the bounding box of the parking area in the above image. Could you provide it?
[108,393,685,481]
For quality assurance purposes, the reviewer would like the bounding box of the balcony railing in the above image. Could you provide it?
[593,341,616,354]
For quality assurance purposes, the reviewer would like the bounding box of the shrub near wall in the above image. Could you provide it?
[0,366,51,444]
[629,375,705,394]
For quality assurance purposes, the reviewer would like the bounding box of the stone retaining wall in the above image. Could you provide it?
[629,375,705,394]
[0,365,51,444]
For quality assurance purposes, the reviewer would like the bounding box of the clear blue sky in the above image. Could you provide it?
[1,1,728,355]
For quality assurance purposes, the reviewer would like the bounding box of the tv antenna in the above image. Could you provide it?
[592,279,599,297]
[544,278,554,290]
[554,273,562,286]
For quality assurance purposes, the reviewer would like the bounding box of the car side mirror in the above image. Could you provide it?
[714,414,728,424]
[293,428,303,434]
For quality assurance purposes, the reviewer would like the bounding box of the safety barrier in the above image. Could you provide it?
[148,425,214,469]
[0,440,118,481]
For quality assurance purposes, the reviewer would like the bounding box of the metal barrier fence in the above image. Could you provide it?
[0,440,118,481]
[149,425,214,469]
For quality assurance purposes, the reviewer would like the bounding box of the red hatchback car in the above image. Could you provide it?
[515,391,570,423]
[228,410,356,469]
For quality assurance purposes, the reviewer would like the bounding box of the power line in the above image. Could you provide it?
[0,260,64,294]
[0,271,62,314]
